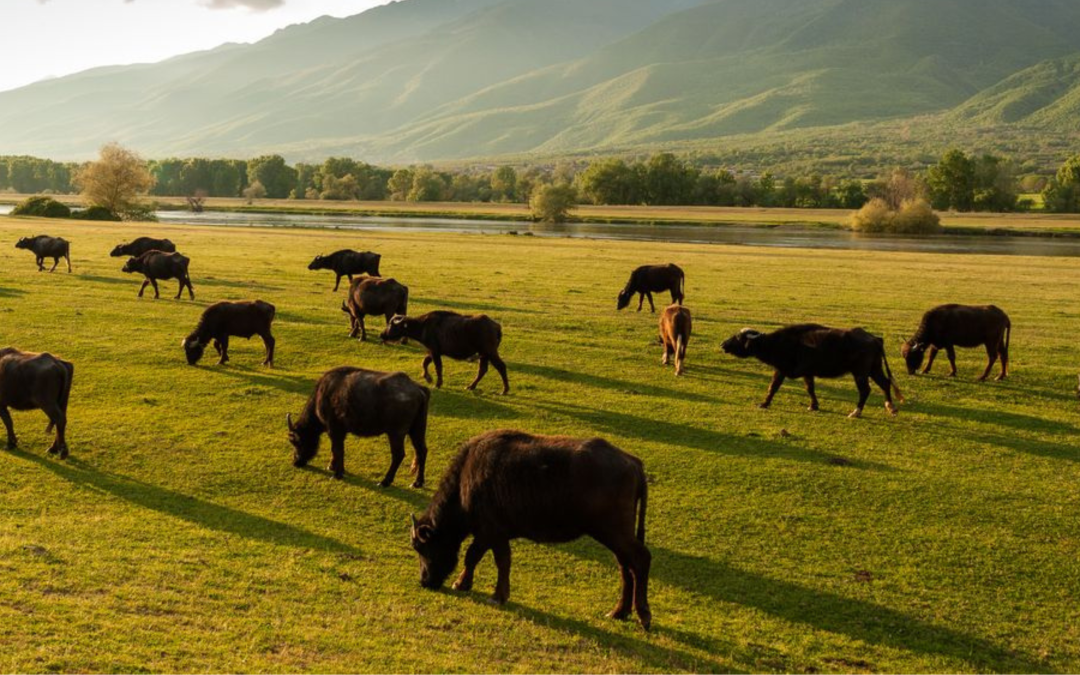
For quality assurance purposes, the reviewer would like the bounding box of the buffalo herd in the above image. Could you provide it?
[6,230,1034,631]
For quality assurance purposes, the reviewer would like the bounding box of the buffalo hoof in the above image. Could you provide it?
[996,374,1008,382]
[411,479,424,489]
[758,403,771,410]
[47,445,59,455]
[638,613,652,632]
[452,578,473,592]
[435,380,444,389]
[488,594,509,606]
[500,389,510,396]
[848,409,863,419]
[59,446,69,460]
[6,442,17,451]
[886,403,899,417]
[608,607,631,621]
[378,479,392,488]
[421,372,433,384]
[332,472,344,481]
[807,405,819,412]
[465,384,476,391]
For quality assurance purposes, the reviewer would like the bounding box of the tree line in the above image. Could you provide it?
[5,149,1080,214]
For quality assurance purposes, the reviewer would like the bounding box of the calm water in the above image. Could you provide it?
[6,204,1080,257]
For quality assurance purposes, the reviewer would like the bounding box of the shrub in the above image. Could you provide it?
[11,195,71,218]
[72,205,121,221]
[530,183,577,223]
[849,198,940,235]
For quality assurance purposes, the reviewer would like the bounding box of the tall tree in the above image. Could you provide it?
[74,142,156,216]
[246,155,296,199]
[926,149,976,211]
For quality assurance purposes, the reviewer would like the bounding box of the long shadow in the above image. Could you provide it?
[457,592,734,673]
[11,450,358,554]
[913,399,1079,434]
[411,296,543,315]
[274,309,346,328]
[199,276,284,292]
[954,428,1080,463]
[515,362,718,404]
[559,540,1046,673]
[433,389,522,420]
[532,400,892,470]
[0,287,27,299]
[204,365,314,396]
[76,273,134,286]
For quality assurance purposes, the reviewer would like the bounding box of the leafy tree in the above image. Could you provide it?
[576,159,643,205]
[1042,155,1080,213]
[246,155,296,199]
[490,166,518,202]
[12,196,71,218]
[320,174,360,200]
[972,155,1018,212]
[388,169,414,201]
[74,142,156,217]
[407,167,447,202]
[926,149,976,211]
[643,153,698,205]
[530,183,577,223]
[834,180,868,209]
[243,180,267,202]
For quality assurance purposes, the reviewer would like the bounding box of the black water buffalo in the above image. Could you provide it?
[122,251,194,299]
[381,311,509,395]
[308,250,381,291]
[183,300,276,367]
[288,367,429,486]
[902,304,1011,381]
[617,264,684,312]
[411,429,651,629]
[658,304,692,376]
[722,324,903,418]
[15,235,71,273]
[0,348,73,458]
[341,277,409,341]
[110,237,176,257]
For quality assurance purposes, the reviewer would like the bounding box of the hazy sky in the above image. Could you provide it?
[1,0,389,93]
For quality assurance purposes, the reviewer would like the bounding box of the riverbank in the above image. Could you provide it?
[5,193,1080,236]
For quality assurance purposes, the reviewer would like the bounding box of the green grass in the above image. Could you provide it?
[1,216,1079,673]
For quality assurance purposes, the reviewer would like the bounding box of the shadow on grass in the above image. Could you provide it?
[912,400,1079,434]
[559,540,1045,673]
[959,428,1080,463]
[515,362,717,404]
[411,297,543,315]
[199,276,283,292]
[457,591,734,673]
[433,389,522,420]
[532,400,892,470]
[11,450,358,554]
[205,365,314,396]
[274,308,347,328]
[76,273,135,286]
[0,287,27,299]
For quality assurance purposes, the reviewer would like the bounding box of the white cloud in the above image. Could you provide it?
[199,0,286,10]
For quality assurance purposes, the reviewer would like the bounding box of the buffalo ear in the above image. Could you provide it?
[417,525,433,543]
[287,413,295,432]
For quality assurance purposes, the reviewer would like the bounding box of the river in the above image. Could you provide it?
[5,204,1080,257]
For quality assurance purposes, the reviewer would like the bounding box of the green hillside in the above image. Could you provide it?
[2,0,1080,163]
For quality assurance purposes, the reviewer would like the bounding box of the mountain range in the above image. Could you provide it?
[2,0,1080,165]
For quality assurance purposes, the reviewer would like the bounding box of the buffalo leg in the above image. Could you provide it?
[997,337,1009,381]
[491,355,510,395]
[491,540,512,604]
[36,256,44,271]
[381,434,406,488]
[359,315,367,342]
[49,257,59,272]
[849,376,872,418]
[138,279,150,297]
[333,275,343,292]
[922,347,939,374]
[0,407,16,450]
[671,288,683,306]
[432,354,444,389]
[260,332,275,367]
[661,341,672,366]
[150,278,161,299]
[217,336,230,365]
[645,292,656,313]
[945,346,958,377]
[421,355,434,384]
[408,426,428,489]
[760,372,785,409]
[804,376,819,411]
[185,277,195,300]
[65,254,71,273]
[454,539,490,592]
[630,542,652,630]
[327,431,346,479]
[609,553,635,621]
[467,357,489,391]
[212,340,223,356]
[871,367,898,416]
[978,345,999,382]
[40,401,67,459]
[636,293,645,312]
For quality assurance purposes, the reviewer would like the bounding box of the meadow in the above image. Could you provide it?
[1,216,1079,673]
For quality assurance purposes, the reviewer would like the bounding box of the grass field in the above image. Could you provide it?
[7,194,1080,235]
[1,215,1079,673]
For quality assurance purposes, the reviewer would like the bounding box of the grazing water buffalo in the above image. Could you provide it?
[110,237,176,257]
[722,324,903,418]
[902,304,1011,381]
[288,367,429,486]
[341,277,409,341]
[308,250,382,291]
[381,311,509,395]
[658,304,692,376]
[411,430,652,629]
[15,235,71,273]
[617,264,684,312]
[122,250,195,299]
[0,348,73,458]
[183,300,276,367]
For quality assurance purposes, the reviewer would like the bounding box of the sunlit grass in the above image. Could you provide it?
[0,215,1078,673]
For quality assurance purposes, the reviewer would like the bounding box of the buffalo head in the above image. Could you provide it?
[181,336,206,365]
[14,238,31,250]
[411,514,460,590]
[121,257,142,274]
[901,340,927,375]
[110,244,128,257]
[286,413,320,468]
[616,288,633,311]
[307,255,327,271]
[721,328,762,358]
[380,315,409,343]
